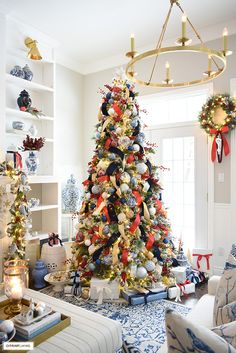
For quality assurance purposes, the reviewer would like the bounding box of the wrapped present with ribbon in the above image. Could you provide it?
[6,150,23,169]
[90,277,120,304]
[168,281,195,302]
[170,266,187,284]
[192,248,213,272]
[121,288,167,305]
[187,269,206,284]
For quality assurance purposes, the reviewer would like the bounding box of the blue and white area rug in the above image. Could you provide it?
[41,287,191,352]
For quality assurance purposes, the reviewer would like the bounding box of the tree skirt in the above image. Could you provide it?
[40,287,191,352]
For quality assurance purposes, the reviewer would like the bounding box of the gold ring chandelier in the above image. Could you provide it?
[125,0,232,88]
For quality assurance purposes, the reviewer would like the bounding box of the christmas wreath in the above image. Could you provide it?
[199,94,236,162]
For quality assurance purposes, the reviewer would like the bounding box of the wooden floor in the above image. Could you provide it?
[168,281,208,308]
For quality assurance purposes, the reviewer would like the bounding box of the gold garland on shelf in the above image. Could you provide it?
[0,161,30,259]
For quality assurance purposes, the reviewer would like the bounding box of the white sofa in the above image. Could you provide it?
[158,275,221,353]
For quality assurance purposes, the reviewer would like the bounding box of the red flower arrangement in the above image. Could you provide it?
[21,135,45,151]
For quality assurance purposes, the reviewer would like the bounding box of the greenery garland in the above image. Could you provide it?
[198,94,236,134]
[0,162,30,259]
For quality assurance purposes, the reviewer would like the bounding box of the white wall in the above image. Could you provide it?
[55,64,84,185]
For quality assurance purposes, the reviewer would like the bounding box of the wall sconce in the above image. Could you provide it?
[24,37,42,60]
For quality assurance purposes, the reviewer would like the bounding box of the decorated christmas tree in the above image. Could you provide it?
[72,74,175,287]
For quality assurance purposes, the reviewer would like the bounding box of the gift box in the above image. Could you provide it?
[121,289,167,305]
[90,277,120,304]
[168,282,195,301]
[192,248,213,272]
[187,269,206,284]
[170,266,187,283]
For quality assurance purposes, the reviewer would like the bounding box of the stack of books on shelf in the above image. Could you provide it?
[14,311,61,340]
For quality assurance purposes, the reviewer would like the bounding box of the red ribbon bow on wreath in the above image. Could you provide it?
[210,126,230,163]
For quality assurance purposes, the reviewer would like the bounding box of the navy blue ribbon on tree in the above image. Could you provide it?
[92,231,121,261]
[101,102,109,116]
[108,146,125,161]
[139,225,147,242]
[106,162,120,176]
[107,203,118,222]
[146,159,152,174]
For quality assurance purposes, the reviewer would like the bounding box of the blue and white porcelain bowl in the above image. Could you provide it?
[12,121,24,130]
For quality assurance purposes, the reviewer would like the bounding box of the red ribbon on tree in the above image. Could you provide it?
[156,199,162,212]
[192,253,213,271]
[127,154,135,164]
[210,126,230,163]
[132,191,142,206]
[146,233,155,250]
[103,206,111,223]
[98,175,110,182]
[113,103,123,117]
[129,213,140,233]
[105,137,112,150]
[121,249,129,265]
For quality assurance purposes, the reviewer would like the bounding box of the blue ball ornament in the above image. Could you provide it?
[128,145,134,151]
[96,259,101,265]
[108,98,114,104]
[127,197,136,208]
[120,197,126,204]
[109,153,116,160]
[131,177,137,186]
[90,203,96,210]
[103,225,110,235]
[109,125,115,131]
[163,238,169,244]
[108,187,115,194]
[102,214,107,222]
[106,92,111,99]
[131,119,138,128]
[96,132,101,139]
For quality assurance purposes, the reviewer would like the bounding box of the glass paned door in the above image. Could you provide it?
[146,124,208,250]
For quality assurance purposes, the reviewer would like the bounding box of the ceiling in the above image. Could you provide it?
[1,0,236,74]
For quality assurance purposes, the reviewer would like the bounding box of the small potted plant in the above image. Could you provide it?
[21,135,45,175]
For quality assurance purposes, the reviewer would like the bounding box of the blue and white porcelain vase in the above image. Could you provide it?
[62,174,81,213]
[10,65,24,78]
[32,260,48,289]
[25,151,39,175]
[23,64,33,81]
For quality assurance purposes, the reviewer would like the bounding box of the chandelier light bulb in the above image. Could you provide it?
[182,13,187,38]
[165,61,170,81]
[208,55,212,72]
[130,33,135,53]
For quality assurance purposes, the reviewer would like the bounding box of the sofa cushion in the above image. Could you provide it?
[214,244,236,325]
[212,320,236,348]
[187,293,215,328]
[165,309,236,353]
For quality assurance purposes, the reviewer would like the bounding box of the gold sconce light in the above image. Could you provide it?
[24,37,42,60]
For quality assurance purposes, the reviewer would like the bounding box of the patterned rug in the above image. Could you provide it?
[41,287,191,353]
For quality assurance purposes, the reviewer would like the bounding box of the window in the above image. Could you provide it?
[139,84,210,126]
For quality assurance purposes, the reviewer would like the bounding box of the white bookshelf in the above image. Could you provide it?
[0,15,60,244]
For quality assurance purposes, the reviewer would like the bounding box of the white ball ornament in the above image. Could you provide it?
[120,183,129,193]
[102,192,109,199]
[84,239,91,247]
[88,244,96,255]
[97,160,107,170]
[118,213,126,222]
[108,108,115,116]
[0,320,14,334]
[91,185,101,194]
[149,207,156,216]
[136,162,147,175]
[124,109,132,117]
[144,260,156,272]
[133,144,140,152]
[116,127,122,135]
[136,266,148,279]
[118,136,130,147]
[121,172,131,183]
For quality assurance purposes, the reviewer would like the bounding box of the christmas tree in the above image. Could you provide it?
[72,74,175,287]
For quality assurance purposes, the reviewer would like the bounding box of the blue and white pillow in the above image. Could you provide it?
[212,320,236,349]
[122,341,141,353]
[165,309,236,353]
[213,243,236,325]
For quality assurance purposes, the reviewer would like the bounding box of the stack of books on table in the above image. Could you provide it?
[14,312,61,340]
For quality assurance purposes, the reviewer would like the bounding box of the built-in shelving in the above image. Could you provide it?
[6,107,54,121]
[6,73,54,92]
